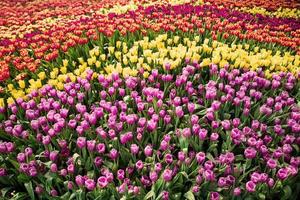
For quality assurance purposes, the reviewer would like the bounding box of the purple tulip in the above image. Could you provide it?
[233,187,241,196]
[49,151,58,161]
[109,149,118,160]
[97,176,108,188]
[96,143,106,154]
[210,192,220,200]
[87,140,96,151]
[76,137,86,149]
[277,168,289,180]
[0,168,6,176]
[267,159,277,169]
[199,128,208,140]
[175,106,184,118]
[136,160,144,170]
[50,163,57,173]
[210,132,219,141]
[144,145,153,157]
[196,152,205,164]
[75,175,85,186]
[246,181,256,192]
[204,169,215,181]
[244,147,257,159]
[50,189,58,197]
[85,179,96,190]
[162,169,173,182]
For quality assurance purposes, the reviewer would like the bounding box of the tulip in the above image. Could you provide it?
[233,187,241,196]
[97,176,108,188]
[144,145,153,157]
[244,147,257,159]
[246,181,256,192]
[85,179,96,190]
[109,149,119,160]
[277,168,289,180]
[76,137,86,149]
[210,192,220,200]
[162,169,173,182]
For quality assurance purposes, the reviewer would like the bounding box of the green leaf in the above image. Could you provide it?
[11,192,28,200]
[245,159,252,170]
[292,144,299,153]
[153,178,164,193]
[179,171,189,180]
[9,159,19,169]
[70,192,77,200]
[24,181,35,200]
[207,143,217,153]
[258,193,265,200]
[144,190,155,200]
[61,192,71,199]
[235,155,244,161]
[206,153,215,162]
[282,185,292,200]
[17,174,30,183]
[1,187,13,197]
[184,191,195,200]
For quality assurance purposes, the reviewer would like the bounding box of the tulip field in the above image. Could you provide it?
[0,0,300,199]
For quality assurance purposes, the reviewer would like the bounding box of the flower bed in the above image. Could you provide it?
[0,0,299,199]
[1,65,300,199]
[1,1,300,83]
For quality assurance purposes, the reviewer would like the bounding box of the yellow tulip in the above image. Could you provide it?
[192,53,200,62]
[38,72,46,80]
[87,58,93,66]
[0,98,4,107]
[58,75,66,83]
[116,41,122,49]
[122,67,131,77]
[50,71,57,79]
[147,57,152,64]
[94,47,100,56]
[60,67,67,74]
[91,56,96,64]
[69,74,76,82]
[204,38,209,45]
[122,45,128,54]
[219,60,228,68]
[108,47,115,54]
[174,36,180,44]
[129,56,138,63]
[74,69,80,76]
[116,63,123,74]
[100,54,106,61]
[95,61,101,68]
[143,63,151,71]
[212,41,218,48]
[7,97,15,105]
[123,57,129,65]
[63,59,69,67]
[115,51,122,61]
[104,65,112,74]
[183,38,189,45]
[18,80,25,89]
[56,82,64,90]
[143,71,149,78]
[78,57,84,64]
[7,84,14,91]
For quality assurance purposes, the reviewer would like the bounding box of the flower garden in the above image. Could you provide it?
[0,0,299,199]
